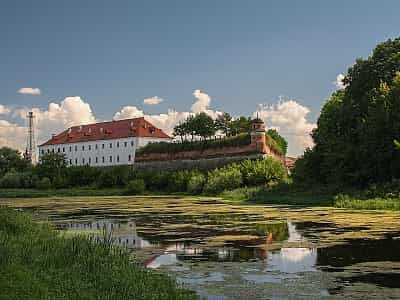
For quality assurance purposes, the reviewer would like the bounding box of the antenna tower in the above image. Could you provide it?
[25,111,36,163]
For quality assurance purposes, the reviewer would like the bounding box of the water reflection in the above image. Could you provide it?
[60,217,400,293]
[62,220,152,248]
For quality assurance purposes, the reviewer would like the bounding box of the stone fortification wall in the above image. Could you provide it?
[134,119,285,171]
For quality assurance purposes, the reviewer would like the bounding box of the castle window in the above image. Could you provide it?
[52,149,55,153]
[102,156,105,163]
[82,145,85,151]
[75,145,78,151]
[128,154,131,161]
[124,141,127,147]
[69,146,72,152]
[109,156,112,162]
[47,149,50,153]
[62,147,65,153]
[57,148,60,153]
[41,149,44,155]
[102,144,105,149]
[117,142,119,148]
[95,157,98,163]
[89,145,91,151]
[88,157,91,164]
[109,143,112,149]
[75,158,78,165]
[69,159,72,165]
[95,144,98,150]
[131,141,134,146]
[117,155,119,162]
[82,158,85,164]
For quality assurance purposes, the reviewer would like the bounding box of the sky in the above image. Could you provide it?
[1,0,400,156]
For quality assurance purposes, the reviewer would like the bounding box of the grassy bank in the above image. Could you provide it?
[0,207,198,300]
[221,185,335,206]
[0,187,125,198]
[334,194,400,210]
[2,186,400,211]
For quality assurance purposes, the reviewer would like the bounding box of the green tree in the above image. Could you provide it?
[173,122,187,142]
[0,147,29,177]
[192,112,216,140]
[266,129,288,155]
[295,38,400,186]
[215,112,232,136]
[36,152,67,182]
[229,117,252,136]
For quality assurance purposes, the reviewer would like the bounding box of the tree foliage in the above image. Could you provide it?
[295,38,400,186]
[0,147,29,177]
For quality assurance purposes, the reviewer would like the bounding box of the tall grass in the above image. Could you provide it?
[0,207,198,300]
[334,194,400,210]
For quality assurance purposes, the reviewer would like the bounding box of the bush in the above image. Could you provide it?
[137,134,252,155]
[0,170,22,188]
[203,165,243,194]
[187,173,206,194]
[239,158,287,186]
[126,179,146,195]
[36,177,51,190]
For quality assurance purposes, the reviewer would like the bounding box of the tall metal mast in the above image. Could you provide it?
[25,111,36,163]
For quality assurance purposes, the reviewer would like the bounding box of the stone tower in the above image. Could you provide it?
[251,115,266,153]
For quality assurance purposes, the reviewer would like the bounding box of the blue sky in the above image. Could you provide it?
[1,0,400,155]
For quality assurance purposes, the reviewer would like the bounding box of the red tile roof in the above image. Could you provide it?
[39,117,172,146]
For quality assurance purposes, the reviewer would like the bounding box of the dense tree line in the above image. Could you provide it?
[294,38,400,187]
[142,112,287,156]
[173,112,253,141]
[0,147,287,194]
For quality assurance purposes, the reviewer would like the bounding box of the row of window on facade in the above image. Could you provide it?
[69,154,132,166]
[41,140,135,155]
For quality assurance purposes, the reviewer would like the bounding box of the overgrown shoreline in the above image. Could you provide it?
[1,186,399,211]
[0,207,198,300]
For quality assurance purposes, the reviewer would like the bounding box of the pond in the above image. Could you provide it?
[3,196,400,299]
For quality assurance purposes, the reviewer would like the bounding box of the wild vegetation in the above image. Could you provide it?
[138,113,287,156]
[0,147,287,197]
[285,38,400,210]
[0,207,198,300]
[294,38,400,188]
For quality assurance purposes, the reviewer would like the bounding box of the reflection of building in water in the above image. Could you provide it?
[66,220,151,248]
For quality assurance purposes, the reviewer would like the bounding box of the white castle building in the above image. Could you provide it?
[38,117,172,166]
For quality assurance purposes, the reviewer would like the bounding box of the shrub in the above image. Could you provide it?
[187,173,206,194]
[126,179,146,195]
[137,134,252,155]
[203,165,243,194]
[0,170,22,188]
[239,158,287,186]
[36,177,51,190]
[53,176,67,189]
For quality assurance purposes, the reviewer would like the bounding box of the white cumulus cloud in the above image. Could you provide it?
[0,104,10,115]
[0,120,27,151]
[0,90,315,157]
[143,96,163,105]
[114,89,221,135]
[18,87,41,95]
[4,96,97,151]
[335,73,346,90]
[255,99,316,156]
